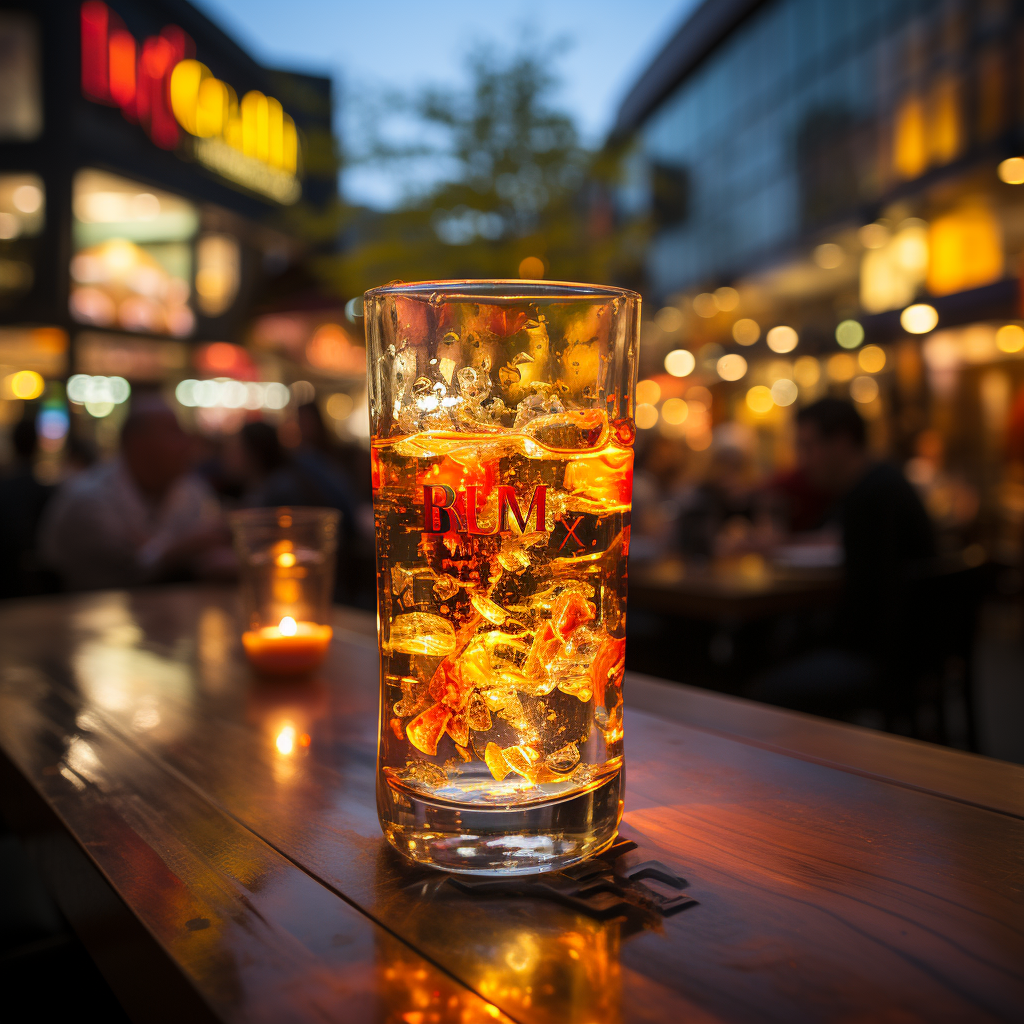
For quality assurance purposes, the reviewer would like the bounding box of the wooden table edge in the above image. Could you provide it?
[624,671,1024,820]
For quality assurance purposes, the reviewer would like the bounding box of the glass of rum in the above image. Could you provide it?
[365,281,639,874]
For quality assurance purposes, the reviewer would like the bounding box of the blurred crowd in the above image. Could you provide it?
[0,396,375,607]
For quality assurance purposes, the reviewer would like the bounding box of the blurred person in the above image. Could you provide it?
[233,414,371,606]
[748,398,935,710]
[678,435,765,560]
[40,397,232,591]
[0,415,57,598]
[630,434,689,560]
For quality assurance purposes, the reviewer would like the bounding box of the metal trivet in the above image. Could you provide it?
[446,825,697,919]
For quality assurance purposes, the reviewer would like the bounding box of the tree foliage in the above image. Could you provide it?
[317,40,647,299]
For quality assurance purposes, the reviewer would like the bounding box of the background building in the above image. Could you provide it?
[609,0,1024,561]
[0,0,354,467]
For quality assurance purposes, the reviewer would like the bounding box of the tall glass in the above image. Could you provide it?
[365,281,639,875]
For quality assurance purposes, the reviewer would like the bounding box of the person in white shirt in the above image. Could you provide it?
[41,398,232,591]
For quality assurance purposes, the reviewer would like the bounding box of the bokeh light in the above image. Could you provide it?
[859,222,889,248]
[6,369,44,400]
[664,348,695,377]
[636,379,661,405]
[900,303,938,334]
[995,324,1024,353]
[850,375,880,403]
[692,293,717,318]
[654,306,684,332]
[661,397,688,424]
[793,356,820,387]
[835,319,864,349]
[828,353,857,381]
[716,353,747,381]
[766,326,798,353]
[713,286,739,311]
[997,157,1024,185]
[746,385,774,413]
[770,379,798,406]
[732,318,760,345]
[813,243,844,269]
[635,403,658,429]
[858,345,886,372]
[518,255,545,279]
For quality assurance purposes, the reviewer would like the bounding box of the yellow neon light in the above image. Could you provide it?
[169,59,300,198]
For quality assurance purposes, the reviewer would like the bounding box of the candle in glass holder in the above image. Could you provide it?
[229,508,340,677]
[242,615,333,674]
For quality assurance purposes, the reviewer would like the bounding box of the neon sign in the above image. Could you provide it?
[80,2,301,204]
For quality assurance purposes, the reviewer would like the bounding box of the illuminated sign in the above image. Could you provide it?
[80,2,301,204]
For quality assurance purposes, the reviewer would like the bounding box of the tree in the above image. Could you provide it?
[319,39,646,298]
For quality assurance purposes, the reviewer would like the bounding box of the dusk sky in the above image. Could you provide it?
[192,0,699,207]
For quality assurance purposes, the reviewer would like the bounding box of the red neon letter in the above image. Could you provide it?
[498,485,547,533]
[465,485,495,535]
[81,1,110,101]
[424,485,464,533]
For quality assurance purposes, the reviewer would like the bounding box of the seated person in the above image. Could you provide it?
[41,397,231,590]
[748,398,935,710]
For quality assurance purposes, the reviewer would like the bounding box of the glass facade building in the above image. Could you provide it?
[612,0,1024,556]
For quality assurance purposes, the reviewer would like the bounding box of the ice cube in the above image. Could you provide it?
[484,741,510,781]
[432,574,462,601]
[389,613,456,656]
[557,676,593,703]
[502,744,561,783]
[551,591,597,641]
[521,408,609,452]
[513,391,565,430]
[405,703,451,755]
[496,531,546,575]
[428,659,476,711]
[469,593,509,626]
[385,760,448,789]
[456,364,491,401]
[590,635,626,707]
[447,708,470,747]
[544,742,580,773]
[467,697,492,732]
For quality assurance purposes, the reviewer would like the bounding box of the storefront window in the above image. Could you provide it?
[70,169,198,337]
[0,13,42,141]
[195,233,240,316]
[0,173,44,305]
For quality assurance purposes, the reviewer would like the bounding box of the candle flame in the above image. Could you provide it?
[279,616,297,636]
[276,551,296,568]
[276,723,296,755]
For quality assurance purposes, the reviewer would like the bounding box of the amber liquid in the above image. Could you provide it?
[373,412,632,873]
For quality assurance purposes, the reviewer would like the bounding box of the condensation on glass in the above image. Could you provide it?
[365,280,639,875]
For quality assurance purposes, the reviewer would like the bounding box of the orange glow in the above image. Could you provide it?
[242,620,332,674]
[927,203,1002,297]
[107,29,136,109]
[929,75,962,165]
[894,96,927,180]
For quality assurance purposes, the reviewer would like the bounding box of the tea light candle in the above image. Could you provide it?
[242,616,333,675]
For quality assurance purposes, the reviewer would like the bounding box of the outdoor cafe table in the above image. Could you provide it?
[1,586,1022,1024]
[627,556,842,623]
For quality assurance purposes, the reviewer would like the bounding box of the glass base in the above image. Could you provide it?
[379,768,624,875]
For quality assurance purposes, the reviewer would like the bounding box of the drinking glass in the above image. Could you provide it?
[365,280,639,874]
[229,506,339,674]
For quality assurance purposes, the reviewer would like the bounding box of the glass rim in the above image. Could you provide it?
[363,279,641,302]
[227,506,341,528]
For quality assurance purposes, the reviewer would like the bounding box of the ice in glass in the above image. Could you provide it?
[365,282,639,874]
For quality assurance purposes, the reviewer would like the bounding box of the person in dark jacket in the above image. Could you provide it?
[0,416,56,597]
[749,398,936,710]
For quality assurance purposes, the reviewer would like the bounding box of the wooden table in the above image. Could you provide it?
[628,557,841,622]
[1,586,1022,1023]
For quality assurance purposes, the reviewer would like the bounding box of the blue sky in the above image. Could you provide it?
[192,0,699,207]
